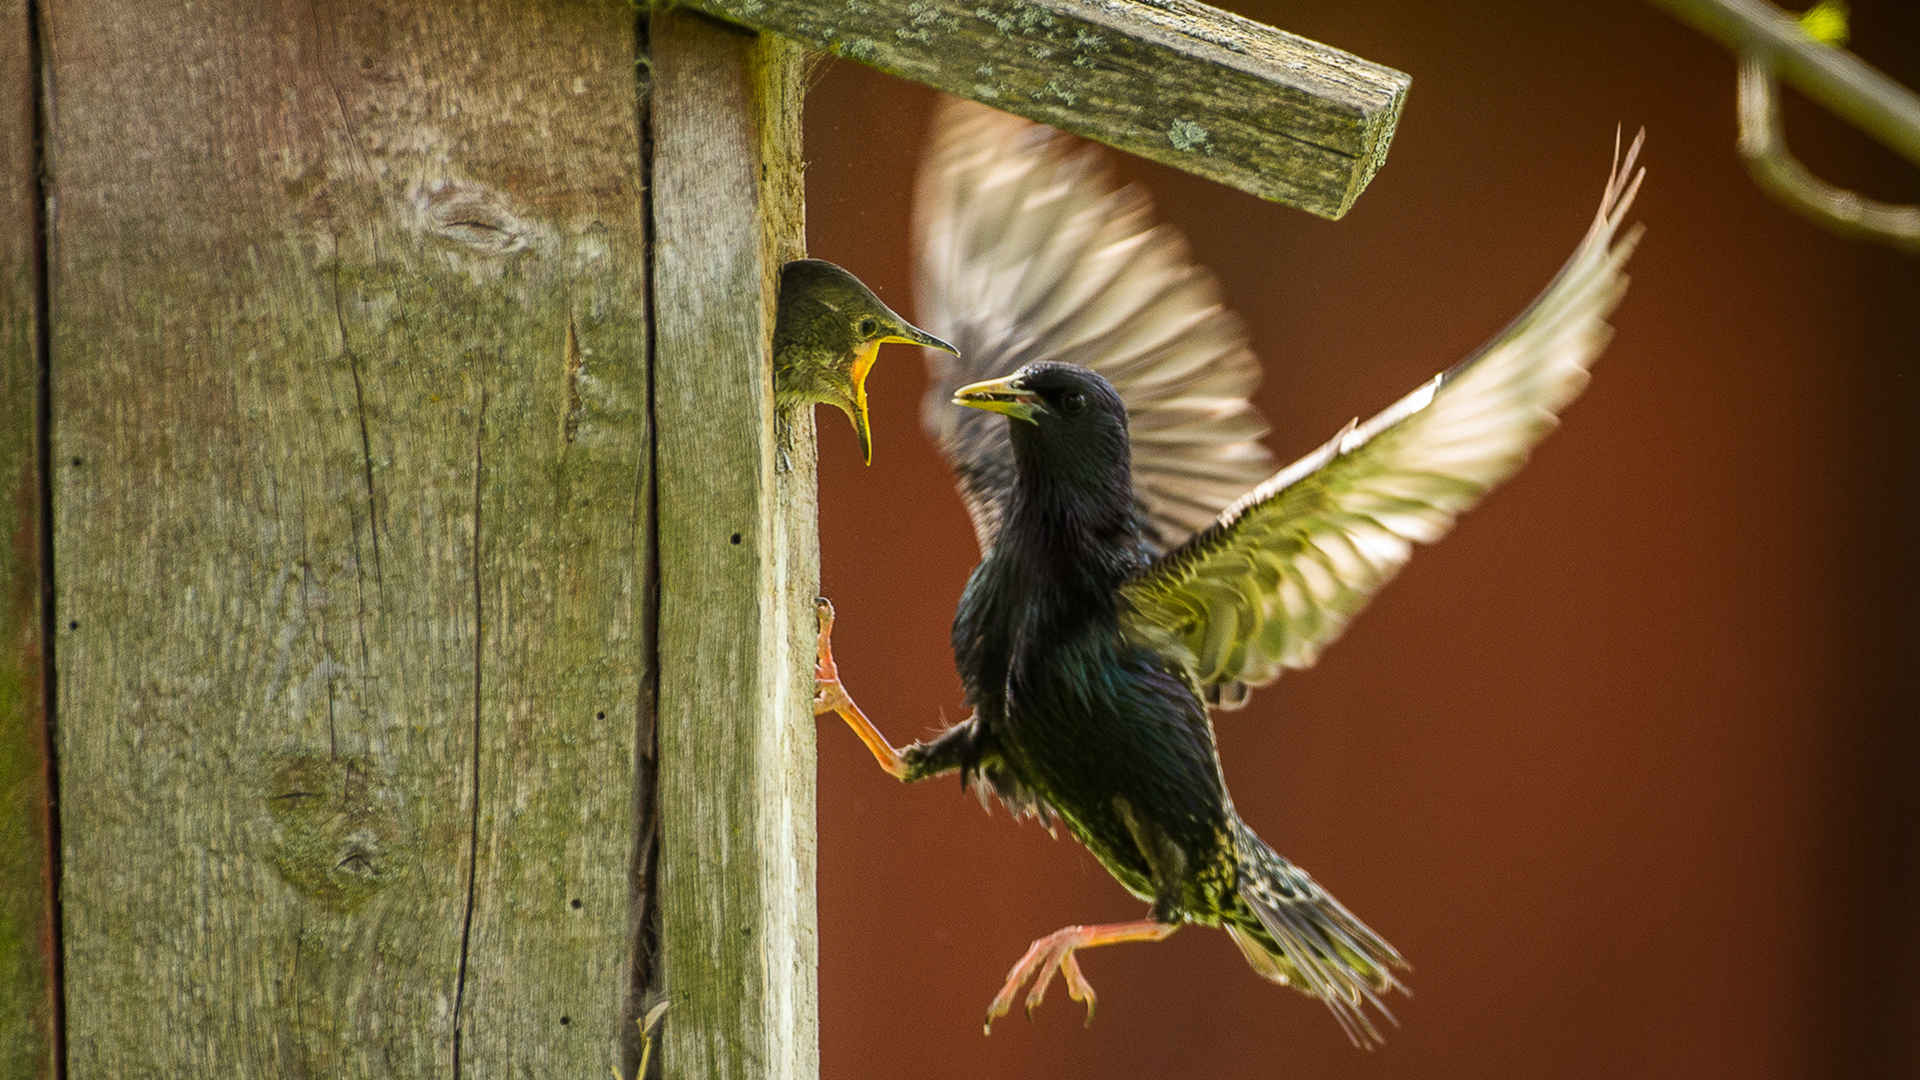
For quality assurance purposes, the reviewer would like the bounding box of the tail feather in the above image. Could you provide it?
[1229,823,1409,1049]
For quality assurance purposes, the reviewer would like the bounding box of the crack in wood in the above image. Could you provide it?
[21,0,66,1069]
[622,14,665,1078]
[450,384,487,1080]
[333,247,385,596]
[563,314,584,447]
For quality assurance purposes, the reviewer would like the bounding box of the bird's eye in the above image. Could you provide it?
[857,317,879,337]
[1058,389,1086,415]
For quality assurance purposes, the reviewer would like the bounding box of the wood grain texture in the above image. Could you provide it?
[677,0,1410,217]
[649,11,818,1080]
[45,0,649,1074]
[0,0,55,1075]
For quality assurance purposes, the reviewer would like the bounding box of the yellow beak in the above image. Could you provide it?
[844,340,881,465]
[840,329,957,465]
[952,371,1042,423]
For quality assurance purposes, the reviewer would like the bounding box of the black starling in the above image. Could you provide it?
[814,100,1645,1047]
[773,258,955,464]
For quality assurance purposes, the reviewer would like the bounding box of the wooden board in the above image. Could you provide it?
[0,0,55,1075]
[679,0,1410,217]
[43,0,650,1073]
[648,11,819,1080]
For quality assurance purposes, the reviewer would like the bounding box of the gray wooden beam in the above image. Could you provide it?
[649,12,819,1080]
[674,0,1409,218]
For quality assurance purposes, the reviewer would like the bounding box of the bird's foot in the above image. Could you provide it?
[982,920,1178,1034]
[813,597,908,780]
[812,597,844,709]
[984,928,1099,1032]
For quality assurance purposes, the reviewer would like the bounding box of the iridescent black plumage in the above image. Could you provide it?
[905,363,1403,1045]
[812,98,1644,1048]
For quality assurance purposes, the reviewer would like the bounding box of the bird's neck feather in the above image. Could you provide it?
[1000,429,1143,602]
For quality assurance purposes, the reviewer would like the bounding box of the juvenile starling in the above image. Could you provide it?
[773,258,955,464]
[814,100,1645,1047]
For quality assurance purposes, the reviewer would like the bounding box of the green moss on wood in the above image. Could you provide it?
[681,0,1411,216]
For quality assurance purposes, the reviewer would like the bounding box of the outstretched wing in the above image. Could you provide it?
[1122,132,1646,705]
[914,97,1274,554]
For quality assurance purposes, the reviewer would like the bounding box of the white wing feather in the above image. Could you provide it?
[914,98,1274,553]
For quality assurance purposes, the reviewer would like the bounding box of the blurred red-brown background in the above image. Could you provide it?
[799,2,1918,1078]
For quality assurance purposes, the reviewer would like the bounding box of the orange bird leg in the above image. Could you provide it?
[983,920,1179,1033]
[813,597,908,780]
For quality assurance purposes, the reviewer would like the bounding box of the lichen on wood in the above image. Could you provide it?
[676,0,1411,217]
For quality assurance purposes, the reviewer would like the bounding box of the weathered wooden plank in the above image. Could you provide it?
[676,0,1410,217]
[45,0,648,1074]
[0,0,56,1075]
[649,11,818,1080]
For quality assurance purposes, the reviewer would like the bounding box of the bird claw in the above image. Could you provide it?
[982,928,1099,1034]
[1062,952,1098,1026]
[813,679,851,717]
[813,597,843,715]
[810,596,913,780]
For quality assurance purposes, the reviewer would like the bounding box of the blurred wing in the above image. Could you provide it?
[914,97,1274,554]
[1122,131,1646,704]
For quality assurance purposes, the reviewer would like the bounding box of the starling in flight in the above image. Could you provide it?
[815,101,1645,1047]
[773,258,956,464]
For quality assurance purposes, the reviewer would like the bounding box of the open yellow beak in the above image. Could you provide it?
[842,327,957,466]
[845,341,881,465]
[952,371,1042,424]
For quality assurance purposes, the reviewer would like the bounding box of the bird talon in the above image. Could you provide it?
[1021,940,1084,1019]
[812,679,849,717]
[809,596,911,779]
[813,597,842,690]
[1061,952,1098,1026]
[1023,955,1059,1016]
[982,922,1171,1035]
[983,990,1017,1035]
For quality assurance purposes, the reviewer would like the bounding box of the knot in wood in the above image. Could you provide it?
[416,180,533,255]
[265,751,416,911]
